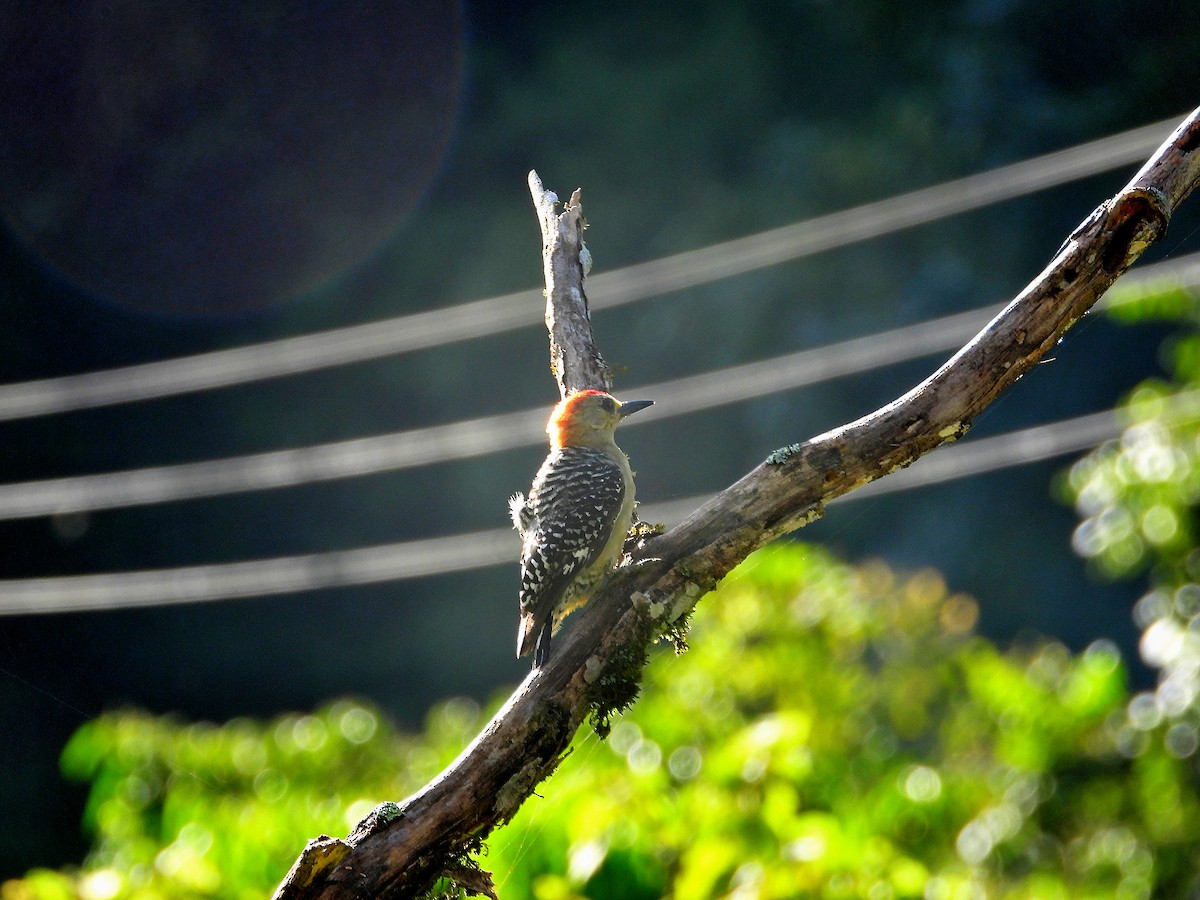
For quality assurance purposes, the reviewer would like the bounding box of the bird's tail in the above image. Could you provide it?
[516,611,538,659]
[517,612,551,667]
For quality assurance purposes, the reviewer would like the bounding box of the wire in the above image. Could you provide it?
[0,307,992,519]
[1,252,1193,521]
[0,529,518,614]
[0,407,547,520]
[0,407,1138,614]
[0,115,1182,422]
[586,116,1179,306]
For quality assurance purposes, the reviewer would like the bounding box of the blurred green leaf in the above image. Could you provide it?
[9,541,1200,898]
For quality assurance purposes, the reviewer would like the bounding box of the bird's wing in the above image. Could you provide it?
[517,447,627,620]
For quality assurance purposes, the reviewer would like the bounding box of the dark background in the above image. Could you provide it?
[2,0,1199,877]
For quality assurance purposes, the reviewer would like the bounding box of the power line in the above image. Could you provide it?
[0,407,547,520]
[587,116,1180,305]
[0,306,991,519]
[0,528,519,615]
[0,115,1182,422]
[0,407,1136,614]
[0,252,1193,521]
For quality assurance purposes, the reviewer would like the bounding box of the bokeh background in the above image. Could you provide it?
[1,0,1198,878]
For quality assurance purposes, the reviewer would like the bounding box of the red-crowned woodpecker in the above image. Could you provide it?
[510,389,653,667]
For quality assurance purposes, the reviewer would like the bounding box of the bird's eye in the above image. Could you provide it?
[600,397,616,412]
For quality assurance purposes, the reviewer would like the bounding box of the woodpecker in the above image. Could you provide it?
[510,389,654,667]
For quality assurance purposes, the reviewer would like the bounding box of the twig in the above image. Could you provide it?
[274,107,1200,900]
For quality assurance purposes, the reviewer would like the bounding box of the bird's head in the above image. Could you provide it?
[548,389,653,449]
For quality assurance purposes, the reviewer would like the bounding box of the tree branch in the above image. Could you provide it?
[274,108,1200,900]
[529,171,610,396]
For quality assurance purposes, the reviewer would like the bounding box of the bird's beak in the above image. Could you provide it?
[618,399,654,417]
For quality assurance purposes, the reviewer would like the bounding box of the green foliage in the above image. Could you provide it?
[8,543,1200,899]
[1058,271,1200,853]
[1,699,486,900]
[1067,273,1200,584]
[486,550,1187,899]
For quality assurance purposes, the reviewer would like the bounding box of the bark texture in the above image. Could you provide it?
[529,171,610,397]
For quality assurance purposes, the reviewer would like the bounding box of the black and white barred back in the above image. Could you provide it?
[510,445,628,622]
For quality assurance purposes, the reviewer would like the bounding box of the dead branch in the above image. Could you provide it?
[529,171,610,397]
[274,107,1200,900]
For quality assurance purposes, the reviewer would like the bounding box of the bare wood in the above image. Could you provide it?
[274,108,1200,900]
[529,170,610,397]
